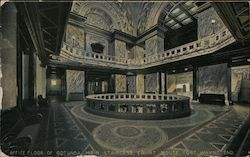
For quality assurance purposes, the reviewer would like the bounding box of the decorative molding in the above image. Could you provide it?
[69,12,87,23]
[112,29,136,45]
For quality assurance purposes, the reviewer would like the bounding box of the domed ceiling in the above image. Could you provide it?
[71,1,207,36]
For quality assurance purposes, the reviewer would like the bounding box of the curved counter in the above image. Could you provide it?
[85,93,191,120]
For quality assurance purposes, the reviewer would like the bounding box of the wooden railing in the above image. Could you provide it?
[56,27,235,69]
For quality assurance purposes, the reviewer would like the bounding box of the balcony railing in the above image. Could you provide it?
[56,27,235,69]
[61,44,128,65]
[145,28,235,65]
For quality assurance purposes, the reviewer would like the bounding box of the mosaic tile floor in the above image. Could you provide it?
[47,101,249,157]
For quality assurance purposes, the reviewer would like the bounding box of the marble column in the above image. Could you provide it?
[159,72,162,94]
[136,74,144,94]
[35,56,47,98]
[65,24,85,49]
[108,75,115,93]
[193,67,199,100]
[115,75,127,93]
[131,45,145,94]
[84,72,88,96]
[114,39,128,59]
[198,64,228,102]
[160,72,167,94]
[133,45,145,64]
[165,73,168,94]
[145,34,164,93]
[227,65,232,105]
[1,3,17,109]
[113,39,128,93]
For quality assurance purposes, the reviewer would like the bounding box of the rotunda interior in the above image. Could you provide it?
[0,1,250,157]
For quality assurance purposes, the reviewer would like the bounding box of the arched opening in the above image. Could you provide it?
[157,2,199,50]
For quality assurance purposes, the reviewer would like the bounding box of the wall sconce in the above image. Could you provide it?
[211,19,216,24]
[211,19,216,35]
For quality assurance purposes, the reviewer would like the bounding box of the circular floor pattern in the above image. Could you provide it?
[92,122,167,152]
[115,126,142,138]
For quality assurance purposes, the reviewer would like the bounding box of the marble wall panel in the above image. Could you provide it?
[144,35,164,93]
[66,70,85,100]
[22,54,29,99]
[145,73,158,93]
[231,65,250,102]
[145,35,164,56]
[197,7,225,39]
[136,74,144,94]
[66,24,85,48]
[114,40,127,59]
[198,64,228,99]
[127,76,136,93]
[115,75,127,93]
[133,46,145,63]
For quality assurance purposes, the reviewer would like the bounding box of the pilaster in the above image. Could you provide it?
[115,75,127,93]
[136,74,144,94]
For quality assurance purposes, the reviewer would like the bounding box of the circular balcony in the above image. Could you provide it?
[85,93,191,120]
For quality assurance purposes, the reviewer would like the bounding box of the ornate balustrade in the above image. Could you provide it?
[56,27,235,69]
[61,43,128,65]
[144,28,235,66]
[85,93,191,120]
